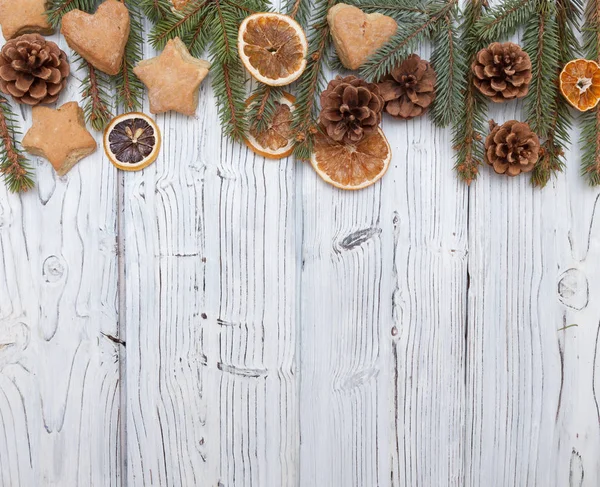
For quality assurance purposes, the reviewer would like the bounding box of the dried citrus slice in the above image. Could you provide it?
[238,13,307,87]
[104,113,161,171]
[245,92,296,159]
[560,59,600,111]
[310,128,391,190]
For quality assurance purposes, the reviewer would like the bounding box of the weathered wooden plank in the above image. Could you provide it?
[298,109,468,484]
[465,118,600,485]
[0,40,121,486]
[123,59,299,484]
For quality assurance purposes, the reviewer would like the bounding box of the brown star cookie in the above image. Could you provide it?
[61,0,130,76]
[0,0,54,40]
[134,37,210,116]
[23,102,97,176]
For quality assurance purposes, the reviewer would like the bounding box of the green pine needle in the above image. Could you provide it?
[46,0,99,28]
[0,97,34,193]
[116,0,145,113]
[292,0,338,160]
[581,0,600,184]
[430,5,465,127]
[473,0,535,43]
[360,0,458,82]
[139,0,173,23]
[78,57,113,131]
[452,0,486,185]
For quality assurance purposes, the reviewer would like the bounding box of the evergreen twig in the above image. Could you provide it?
[117,0,145,112]
[581,0,600,184]
[530,0,580,187]
[0,97,34,193]
[453,0,486,184]
[80,58,113,131]
[46,0,98,27]
[139,0,172,22]
[473,0,535,42]
[360,0,458,82]
[430,6,465,127]
[292,0,338,159]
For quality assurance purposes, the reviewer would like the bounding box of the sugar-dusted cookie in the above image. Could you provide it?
[61,0,130,76]
[0,0,54,40]
[327,4,397,71]
[23,102,97,176]
[134,37,210,116]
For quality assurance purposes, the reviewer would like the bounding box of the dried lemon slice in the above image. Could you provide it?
[245,92,295,159]
[104,113,161,171]
[238,13,308,87]
[310,128,391,190]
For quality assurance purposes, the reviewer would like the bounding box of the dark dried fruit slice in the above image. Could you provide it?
[104,113,161,171]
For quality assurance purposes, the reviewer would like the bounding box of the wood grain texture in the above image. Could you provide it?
[465,105,600,486]
[0,36,121,487]
[123,42,298,487]
[298,92,468,486]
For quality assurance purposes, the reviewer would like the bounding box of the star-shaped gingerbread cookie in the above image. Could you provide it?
[0,0,54,40]
[134,37,210,116]
[23,102,97,176]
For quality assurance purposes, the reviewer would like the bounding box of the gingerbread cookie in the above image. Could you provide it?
[23,102,97,176]
[61,0,130,76]
[0,0,54,40]
[134,37,210,116]
[172,0,191,9]
[327,4,397,70]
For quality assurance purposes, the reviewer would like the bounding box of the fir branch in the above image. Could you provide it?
[453,0,486,185]
[345,0,429,23]
[139,0,172,22]
[360,0,458,82]
[292,0,338,160]
[530,0,580,187]
[523,1,559,139]
[430,6,465,127]
[210,0,248,140]
[150,0,211,50]
[0,97,34,193]
[247,86,284,133]
[46,0,98,27]
[581,0,600,184]
[474,0,535,43]
[117,0,145,112]
[80,58,113,131]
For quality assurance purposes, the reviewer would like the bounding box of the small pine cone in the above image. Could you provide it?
[472,42,532,102]
[319,75,384,145]
[0,34,70,106]
[377,54,436,120]
[485,120,540,176]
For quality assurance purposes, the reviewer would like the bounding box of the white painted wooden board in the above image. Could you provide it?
[0,34,121,486]
[1,14,600,487]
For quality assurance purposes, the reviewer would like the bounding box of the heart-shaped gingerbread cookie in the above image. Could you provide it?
[328,4,397,71]
[61,0,130,76]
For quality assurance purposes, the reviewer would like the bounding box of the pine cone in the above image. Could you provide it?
[377,54,436,119]
[485,120,540,176]
[0,34,70,106]
[472,42,532,102]
[319,75,384,145]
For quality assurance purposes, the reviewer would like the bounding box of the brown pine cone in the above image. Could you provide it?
[472,42,532,102]
[319,75,384,145]
[485,120,540,176]
[377,54,436,119]
[0,34,70,106]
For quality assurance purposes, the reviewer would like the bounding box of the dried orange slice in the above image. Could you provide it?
[104,113,161,171]
[245,92,295,159]
[238,13,307,86]
[310,128,391,190]
[560,59,600,111]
